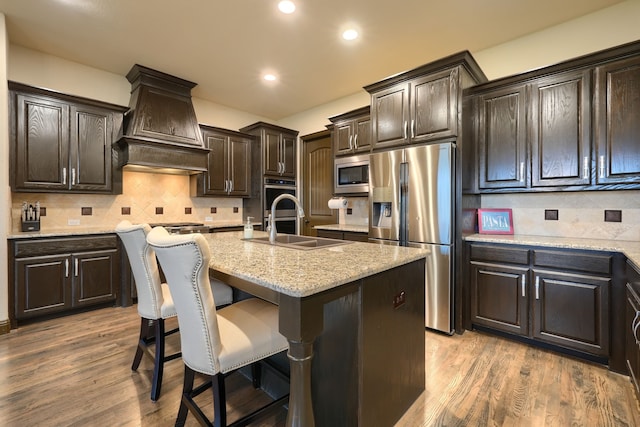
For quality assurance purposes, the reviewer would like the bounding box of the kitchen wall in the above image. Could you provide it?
[482,191,640,242]
[11,172,243,233]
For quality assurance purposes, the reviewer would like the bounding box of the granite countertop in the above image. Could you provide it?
[7,221,254,239]
[203,231,426,298]
[313,223,369,233]
[464,233,640,271]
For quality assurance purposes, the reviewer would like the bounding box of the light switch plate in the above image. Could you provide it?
[68,219,80,226]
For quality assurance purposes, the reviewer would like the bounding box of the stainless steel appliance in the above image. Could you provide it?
[263,178,297,234]
[369,143,455,334]
[334,154,369,195]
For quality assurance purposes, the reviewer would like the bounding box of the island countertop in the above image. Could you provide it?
[202,231,427,298]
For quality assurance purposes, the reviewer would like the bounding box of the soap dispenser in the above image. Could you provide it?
[243,216,254,239]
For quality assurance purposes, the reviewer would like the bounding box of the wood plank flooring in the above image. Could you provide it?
[0,305,638,426]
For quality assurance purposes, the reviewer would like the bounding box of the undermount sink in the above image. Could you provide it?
[248,235,353,250]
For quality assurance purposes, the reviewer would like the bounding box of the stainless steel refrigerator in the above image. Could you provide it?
[369,143,455,334]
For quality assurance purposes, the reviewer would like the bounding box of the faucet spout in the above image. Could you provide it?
[268,194,305,244]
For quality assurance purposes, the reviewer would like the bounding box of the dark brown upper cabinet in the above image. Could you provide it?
[329,106,371,156]
[477,84,528,190]
[465,40,640,193]
[367,68,460,150]
[594,55,640,185]
[191,126,252,197]
[9,82,126,194]
[240,122,298,178]
[530,69,592,188]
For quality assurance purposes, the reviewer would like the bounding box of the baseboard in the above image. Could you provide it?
[0,319,10,335]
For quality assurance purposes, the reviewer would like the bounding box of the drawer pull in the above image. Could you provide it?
[62,167,67,185]
[65,259,69,277]
[633,310,640,345]
[583,156,589,180]
[535,276,540,300]
[519,162,525,183]
[599,155,605,179]
[521,274,526,297]
[74,258,79,277]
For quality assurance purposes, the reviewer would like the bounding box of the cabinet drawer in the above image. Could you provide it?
[469,244,529,265]
[14,235,118,257]
[533,249,611,275]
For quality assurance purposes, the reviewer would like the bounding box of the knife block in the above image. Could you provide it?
[21,220,41,232]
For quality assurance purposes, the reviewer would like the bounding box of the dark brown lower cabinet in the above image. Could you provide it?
[316,229,369,242]
[468,242,615,364]
[626,261,640,401]
[10,235,119,325]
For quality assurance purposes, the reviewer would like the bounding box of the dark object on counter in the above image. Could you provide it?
[21,220,40,232]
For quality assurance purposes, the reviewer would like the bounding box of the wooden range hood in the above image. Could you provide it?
[116,64,209,175]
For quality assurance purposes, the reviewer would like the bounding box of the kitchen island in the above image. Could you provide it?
[202,231,427,427]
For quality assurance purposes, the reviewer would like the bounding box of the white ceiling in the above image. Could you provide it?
[0,0,625,120]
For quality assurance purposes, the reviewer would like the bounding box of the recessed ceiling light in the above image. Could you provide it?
[278,1,296,14]
[342,29,359,41]
[263,73,277,82]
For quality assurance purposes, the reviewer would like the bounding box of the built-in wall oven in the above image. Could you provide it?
[263,177,297,234]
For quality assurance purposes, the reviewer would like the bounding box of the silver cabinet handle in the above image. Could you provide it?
[411,119,415,139]
[74,258,78,277]
[519,162,525,183]
[65,259,69,277]
[353,134,358,149]
[62,167,67,185]
[535,276,540,300]
[224,180,228,193]
[521,274,526,297]
[71,168,76,186]
[229,180,233,193]
[348,135,353,150]
[633,310,640,345]
[583,156,589,180]
[599,155,605,179]
[403,121,408,140]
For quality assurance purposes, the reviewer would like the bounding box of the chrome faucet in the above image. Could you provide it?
[268,194,305,244]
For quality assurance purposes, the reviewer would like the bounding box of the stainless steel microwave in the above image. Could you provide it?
[334,154,369,195]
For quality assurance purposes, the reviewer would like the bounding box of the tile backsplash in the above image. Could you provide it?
[481,190,640,241]
[11,171,243,232]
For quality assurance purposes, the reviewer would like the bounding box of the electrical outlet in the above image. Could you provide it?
[204,216,213,222]
[68,219,80,226]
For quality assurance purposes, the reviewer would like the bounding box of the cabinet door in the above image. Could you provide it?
[470,262,529,336]
[281,133,297,177]
[228,136,251,196]
[203,132,228,195]
[354,116,371,153]
[334,121,354,155]
[263,129,281,175]
[530,70,591,187]
[72,249,118,307]
[410,68,458,143]
[594,56,640,184]
[477,85,527,189]
[532,269,610,357]
[371,82,410,149]
[15,254,72,319]
[69,104,114,192]
[626,289,640,399]
[14,93,70,191]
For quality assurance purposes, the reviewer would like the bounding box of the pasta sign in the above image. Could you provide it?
[478,209,514,234]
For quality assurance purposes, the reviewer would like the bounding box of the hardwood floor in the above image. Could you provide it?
[0,305,638,426]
